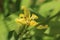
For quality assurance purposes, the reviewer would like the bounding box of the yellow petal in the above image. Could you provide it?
[24,8,30,19]
[19,14,24,18]
[30,20,38,26]
[21,6,26,10]
[21,6,31,19]
[31,14,38,20]
[16,18,26,24]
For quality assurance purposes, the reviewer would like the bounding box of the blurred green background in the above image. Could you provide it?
[0,0,60,40]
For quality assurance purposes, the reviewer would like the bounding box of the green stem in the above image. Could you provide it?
[30,0,37,8]
[19,25,28,40]
[15,0,22,12]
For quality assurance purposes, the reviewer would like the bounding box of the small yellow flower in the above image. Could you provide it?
[16,6,38,26]
[37,25,48,29]
[16,6,49,29]
[37,25,44,29]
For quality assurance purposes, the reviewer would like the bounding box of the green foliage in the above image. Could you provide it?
[0,0,60,40]
[39,1,60,17]
[0,14,8,40]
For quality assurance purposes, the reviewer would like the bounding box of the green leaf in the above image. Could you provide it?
[5,14,19,31]
[39,1,60,17]
[47,16,60,36]
[0,14,8,40]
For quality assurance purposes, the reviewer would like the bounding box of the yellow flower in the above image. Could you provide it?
[16,6,38,26]
[16,6,49,29]
[37,25,48,29]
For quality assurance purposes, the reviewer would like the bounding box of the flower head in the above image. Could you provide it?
[16,6,48,29]
[16,6,38,26]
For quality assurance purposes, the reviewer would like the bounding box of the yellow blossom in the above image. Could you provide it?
[37,25,43,29]
[16,6,38,26]
[37,25,48,29]
[16,6,49,29]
